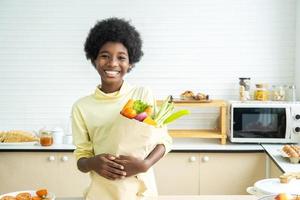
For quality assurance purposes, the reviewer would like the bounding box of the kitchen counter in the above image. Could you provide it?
[262,144,300,173]
[171,138,263,152]
[0,138,264,152]
[56,195,257,200]
[0,143,76,151]
[0,141,294,198]
[4,139,298,177]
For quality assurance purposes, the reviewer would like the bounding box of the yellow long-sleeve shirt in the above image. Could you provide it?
[72,81,172,200]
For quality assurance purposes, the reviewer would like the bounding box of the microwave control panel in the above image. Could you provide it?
[291,104,300,134]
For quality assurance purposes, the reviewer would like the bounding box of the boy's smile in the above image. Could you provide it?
[104,69,121,78]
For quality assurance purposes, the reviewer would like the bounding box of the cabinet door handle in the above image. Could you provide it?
[202,156,209,163]
[48,156,55,161]
[61,156,69,162]
[189,156,196,162]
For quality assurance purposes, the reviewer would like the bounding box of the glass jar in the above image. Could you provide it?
[286,85,296,102]
[254,83,269,101]
[51,127,64,144]
[239,77,251,101]
[39,131,53,146]
[272,85,286,101]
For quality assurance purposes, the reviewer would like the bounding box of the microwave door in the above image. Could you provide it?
[232,107,287,140]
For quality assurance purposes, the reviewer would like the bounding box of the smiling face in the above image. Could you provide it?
[94,42,131,93]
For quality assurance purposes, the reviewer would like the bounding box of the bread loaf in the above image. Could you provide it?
[0,130,39,143]
[180,90,195,100]
[194,93,208,100]
[180,90,209,100]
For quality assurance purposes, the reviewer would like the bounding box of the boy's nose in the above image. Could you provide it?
[108,57,118,67]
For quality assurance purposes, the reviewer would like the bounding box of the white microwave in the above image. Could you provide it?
[229,101,300,143]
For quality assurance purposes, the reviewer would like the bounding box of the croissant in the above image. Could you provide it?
[282,145,300,158]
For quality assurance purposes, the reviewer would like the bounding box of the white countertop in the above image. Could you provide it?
[262,144,300,173]
[0,138,263,151]
[172,138,263,151]
[0,143,76,150]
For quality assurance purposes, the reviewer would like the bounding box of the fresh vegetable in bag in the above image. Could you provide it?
[120,96,190,127]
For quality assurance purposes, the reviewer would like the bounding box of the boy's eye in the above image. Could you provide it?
[100,54,109,59]
[118,56,127,61]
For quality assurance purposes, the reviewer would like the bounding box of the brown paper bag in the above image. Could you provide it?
[110,114,168,196]
[88,115,169,198]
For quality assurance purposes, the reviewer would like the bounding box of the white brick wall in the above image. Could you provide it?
[0,0,297,131]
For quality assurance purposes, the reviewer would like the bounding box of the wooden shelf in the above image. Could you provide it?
[157,99,227,107]
[158,99,228,144]
[169,129,226,138]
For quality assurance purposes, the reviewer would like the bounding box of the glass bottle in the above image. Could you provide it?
[239,78,251,101]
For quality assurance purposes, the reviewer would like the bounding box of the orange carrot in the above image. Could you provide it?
[143,116,157,126]
[120,99,135,114]
[121,107,137,119]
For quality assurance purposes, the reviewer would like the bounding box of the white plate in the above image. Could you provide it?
[0,190,55,199]
[258,194,297,200]
[254,178,300,195]
[0,141,38,146]
[258,195,277,200]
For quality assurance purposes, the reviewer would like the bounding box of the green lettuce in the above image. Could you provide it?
[133,100,149,114]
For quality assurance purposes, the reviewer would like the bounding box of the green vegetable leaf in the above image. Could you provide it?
[133,100,149,114]
[154,95,175,127]
[154,96,190,127]
[163,109,190,125]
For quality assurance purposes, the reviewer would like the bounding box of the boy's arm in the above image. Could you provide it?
[77,154,126,180]
[144,144,166,168]
[114,144,166,177]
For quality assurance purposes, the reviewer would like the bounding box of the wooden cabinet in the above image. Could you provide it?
[198,153,266,195]
[154,153,200,195]
[0,151,267,196]
[157,100,228,144]
[154,152,266,195]
[0,152,89,197]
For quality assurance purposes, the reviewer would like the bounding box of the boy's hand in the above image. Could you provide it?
[114,155,150,177]
[89,154,126,180]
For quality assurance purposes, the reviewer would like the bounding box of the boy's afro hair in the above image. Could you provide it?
[84,17,143,68]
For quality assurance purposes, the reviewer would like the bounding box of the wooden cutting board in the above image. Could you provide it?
[171,98,212,103]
